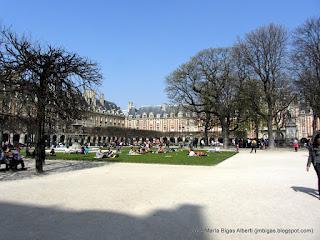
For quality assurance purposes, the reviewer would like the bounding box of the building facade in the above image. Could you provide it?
[289,102,320,140]
[126,102,201,132]
[82,90,125,128]
[125,102,222,143]
[1,90,320,147]
[52,90,126,146]
[0,90,126,146]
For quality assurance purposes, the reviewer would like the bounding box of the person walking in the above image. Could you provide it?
[293,139,299,152]
[236,143,239,153]
[235,138,240,153]
[250,139,257,153]
[200,139,205,148]
[306,131,320,200]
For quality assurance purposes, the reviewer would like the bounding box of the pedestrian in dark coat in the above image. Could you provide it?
[307,131,320,200]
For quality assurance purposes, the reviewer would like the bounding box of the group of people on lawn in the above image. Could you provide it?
[95,147,119,159]
[128,140,181,155]
[127,139,207,157]
[128,144,161,155]
[188,148,207,157]
[84,143,122,158]
[0,143,26,170]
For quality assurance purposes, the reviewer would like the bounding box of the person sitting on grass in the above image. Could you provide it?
[96,148,107,159]
[50,148,56,156]
[113,149,120,158]
[145,141,150,151]
[157,144,165,154]
[188,148,207,157]
[81,146,85,154]
[195,151,207,157]
[170,148,177,152]
[188,148,197,157]
[139,146,146,154]
[105,148,115,158]
[128,147,141,155]
[84,145,90,154]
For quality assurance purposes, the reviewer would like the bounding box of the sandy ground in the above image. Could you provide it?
[0,149,319,240]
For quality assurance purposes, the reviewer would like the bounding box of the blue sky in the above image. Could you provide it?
[1,0,319,110]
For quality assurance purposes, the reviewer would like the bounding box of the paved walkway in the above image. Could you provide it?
[0,159,106,181]
[0,149,319,240]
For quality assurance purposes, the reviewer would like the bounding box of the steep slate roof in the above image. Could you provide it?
[96,99,123,115]
[128,104,189,118]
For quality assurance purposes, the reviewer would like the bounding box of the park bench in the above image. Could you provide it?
[0,158,10,170]
[0,157,21,170]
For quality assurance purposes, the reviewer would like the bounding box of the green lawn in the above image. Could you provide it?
[45,148,236,166]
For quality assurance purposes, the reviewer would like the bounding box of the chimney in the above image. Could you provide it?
[84,89,96,106]
[128,101,134,112]
[99,93,105,106]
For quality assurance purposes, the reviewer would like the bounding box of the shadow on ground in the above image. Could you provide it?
[291,186,319,199]
[0,202,207,240]
[0,160,107,181]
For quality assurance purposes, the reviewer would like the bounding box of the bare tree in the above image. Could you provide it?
[292,17,320,133]
[0,29,102,172]
[166,48,244,148]
[237,78,266,139]
[236,24,294,148]
[195,111,220,145]
[232,46,266,140]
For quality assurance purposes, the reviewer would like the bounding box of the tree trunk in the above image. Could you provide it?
[203,130,208,146]
[267,114,275,148]
[204,120,209,146]
[221,121,229,149]
[276,128,281,147]
[313,113,318,134]
[35,95,46,173]
[255,121,259,140]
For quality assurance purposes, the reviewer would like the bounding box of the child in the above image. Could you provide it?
[293,139,299,152]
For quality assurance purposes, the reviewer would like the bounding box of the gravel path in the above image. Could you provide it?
[0,149,319,240]
[0,159,107,181]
